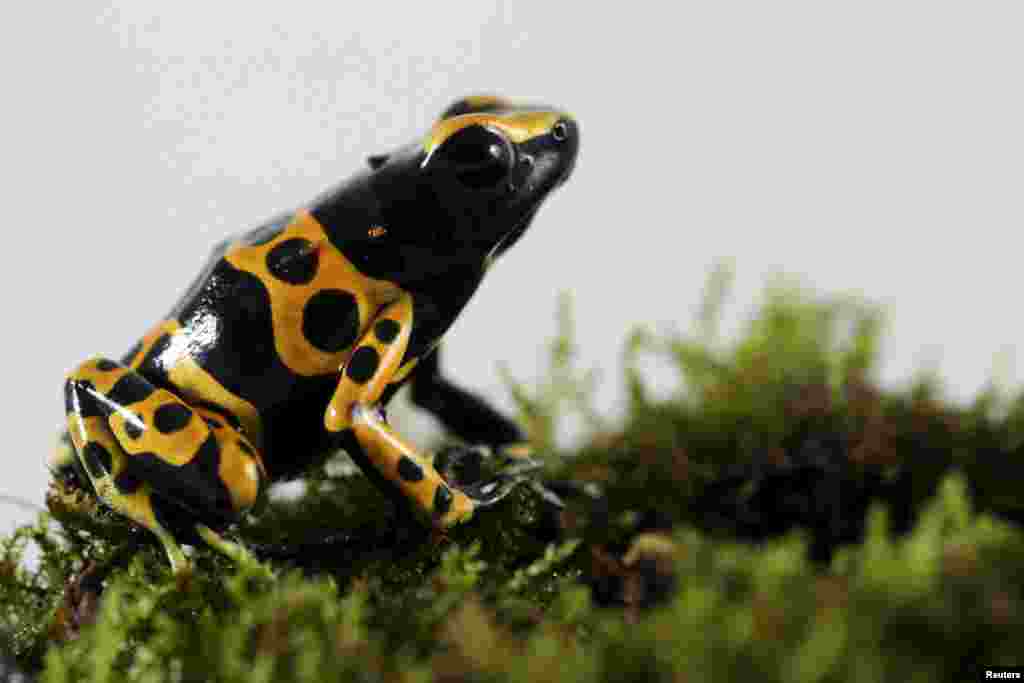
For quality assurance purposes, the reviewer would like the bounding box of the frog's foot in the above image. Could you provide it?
[345,403,549,527]
[326,294,541,527]
[344,404,475,527]
[60,356,266,580]
[432,443,541,507]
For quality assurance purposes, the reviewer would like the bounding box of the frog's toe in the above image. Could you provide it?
[433,444,540,507]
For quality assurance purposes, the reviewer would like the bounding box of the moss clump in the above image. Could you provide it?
[2,264,1023,681]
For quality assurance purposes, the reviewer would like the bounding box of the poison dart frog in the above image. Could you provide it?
[49,95,579,577]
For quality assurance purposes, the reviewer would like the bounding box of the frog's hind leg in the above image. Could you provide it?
[62,357,266,576]
[62,386,188,574]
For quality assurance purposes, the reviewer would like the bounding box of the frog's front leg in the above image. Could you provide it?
[325,294,514,527]
[61,357,266,576]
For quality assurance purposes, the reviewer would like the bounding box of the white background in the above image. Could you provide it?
[2,1,1022,533]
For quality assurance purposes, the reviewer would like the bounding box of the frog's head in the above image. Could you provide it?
[366,95,579,264]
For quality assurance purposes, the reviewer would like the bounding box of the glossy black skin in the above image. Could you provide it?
[314,118,578,353]
[133,106,579,483]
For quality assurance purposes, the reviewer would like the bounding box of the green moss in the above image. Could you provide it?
[3,265,1023,681]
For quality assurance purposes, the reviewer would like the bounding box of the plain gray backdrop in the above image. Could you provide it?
[2,1,1022,533]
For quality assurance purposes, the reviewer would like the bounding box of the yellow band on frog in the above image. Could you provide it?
[424,111,563,156]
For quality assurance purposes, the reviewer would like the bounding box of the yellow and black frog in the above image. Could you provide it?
[49,95,579,577]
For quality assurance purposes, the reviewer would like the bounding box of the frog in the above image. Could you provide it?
[48,95,579,577]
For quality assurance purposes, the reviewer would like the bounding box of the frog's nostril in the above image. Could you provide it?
[552,121,570,142]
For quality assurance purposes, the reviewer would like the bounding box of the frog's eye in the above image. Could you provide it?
[434,125,515,189]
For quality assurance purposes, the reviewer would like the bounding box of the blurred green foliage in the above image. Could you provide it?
[2,264,1023,682]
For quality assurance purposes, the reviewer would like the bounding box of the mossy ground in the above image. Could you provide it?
[2,265,1023,682]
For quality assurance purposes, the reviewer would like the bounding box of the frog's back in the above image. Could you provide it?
[123,210,400,456]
